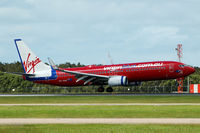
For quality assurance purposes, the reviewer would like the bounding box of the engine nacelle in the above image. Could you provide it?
[108,76,128,86]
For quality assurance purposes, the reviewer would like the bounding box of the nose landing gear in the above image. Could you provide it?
[97,86,105,92]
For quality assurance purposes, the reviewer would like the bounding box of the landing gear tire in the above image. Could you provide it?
[98,87,105,92]
[106,87,113,92]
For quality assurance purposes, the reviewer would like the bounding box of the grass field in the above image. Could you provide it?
[0,124,200,133]
[0,96,199,133]
[0,105,199,118]
[0,95,200,103]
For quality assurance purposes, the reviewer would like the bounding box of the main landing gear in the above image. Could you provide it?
[106,87,113,92]
[97,86,113,92]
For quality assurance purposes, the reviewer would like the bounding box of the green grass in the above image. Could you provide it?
[0,124,200,133]
[0,105,200,118]
[0,96,200,103]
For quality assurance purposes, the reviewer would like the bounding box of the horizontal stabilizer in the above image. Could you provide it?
[5,72,35,77]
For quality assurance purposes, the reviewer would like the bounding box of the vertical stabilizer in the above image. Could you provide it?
[14,39,51,76]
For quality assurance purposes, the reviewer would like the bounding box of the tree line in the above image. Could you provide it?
[0,61,200,93]
[0,61,85,93]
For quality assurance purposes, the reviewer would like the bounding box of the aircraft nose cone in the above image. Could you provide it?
[190,67,196,74]
[184,66,195,76]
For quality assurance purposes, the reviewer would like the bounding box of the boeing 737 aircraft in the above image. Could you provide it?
[13,39,195,92]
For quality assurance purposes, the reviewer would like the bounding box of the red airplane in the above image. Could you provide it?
[13,39,195,92]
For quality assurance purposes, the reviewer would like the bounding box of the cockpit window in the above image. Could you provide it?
[179,65,185,68]
[184,64,194,68]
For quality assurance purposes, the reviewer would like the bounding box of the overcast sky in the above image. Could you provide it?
[0,0,199,66]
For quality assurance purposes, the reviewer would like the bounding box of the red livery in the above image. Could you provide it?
[13,39,195,92]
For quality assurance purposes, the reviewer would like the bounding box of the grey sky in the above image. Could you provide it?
[0,0,199,66]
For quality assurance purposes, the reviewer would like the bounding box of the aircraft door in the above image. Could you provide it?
[110,69,116,76]
[169,64,174,73]
[166,63,174,79]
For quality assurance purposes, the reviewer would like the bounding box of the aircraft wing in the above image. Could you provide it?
[48,58,109,85]
[55,68,109,85]
[55,68,109,78]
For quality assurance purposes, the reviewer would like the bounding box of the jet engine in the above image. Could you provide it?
[108,76,128,86]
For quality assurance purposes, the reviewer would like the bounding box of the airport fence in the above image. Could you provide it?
[0,86,190,94]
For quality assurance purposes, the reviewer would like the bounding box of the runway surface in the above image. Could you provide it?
[0,103,200,106]
[0,118,200,125]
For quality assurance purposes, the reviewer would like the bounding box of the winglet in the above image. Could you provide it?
[48,57,58,69]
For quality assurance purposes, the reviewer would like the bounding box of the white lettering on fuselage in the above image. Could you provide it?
[103,63,163,70]
[104,66,123,71]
